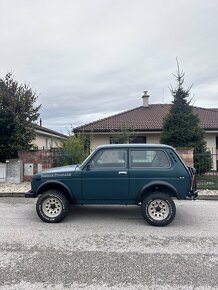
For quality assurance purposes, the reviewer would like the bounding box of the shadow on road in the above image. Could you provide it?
[66,204,143,222]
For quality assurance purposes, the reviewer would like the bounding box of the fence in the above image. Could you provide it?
[195,148,218,190]
[53,147,218,190]
[0,163,6,182]
[0,159,23,183]
[18,149,60,181]
[1,147,218,188]
[19,147,218,188]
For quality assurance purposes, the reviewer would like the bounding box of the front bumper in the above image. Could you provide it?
[25,190,38,198]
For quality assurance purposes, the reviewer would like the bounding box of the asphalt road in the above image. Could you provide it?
[0,198,218,290]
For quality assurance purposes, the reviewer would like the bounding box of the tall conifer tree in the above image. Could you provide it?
[161,63,211,174]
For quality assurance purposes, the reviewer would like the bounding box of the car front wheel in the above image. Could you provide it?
[36,190,69,223]
[141,192,176,226]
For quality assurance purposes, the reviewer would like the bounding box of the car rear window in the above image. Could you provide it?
[130,149,170,168]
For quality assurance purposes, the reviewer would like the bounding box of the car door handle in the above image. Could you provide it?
[118,171,127,175]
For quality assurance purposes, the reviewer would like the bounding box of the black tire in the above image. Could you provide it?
[36,190,69,223]
[141,192,176,227]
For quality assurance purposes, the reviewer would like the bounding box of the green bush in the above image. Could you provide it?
[57,133,90,166]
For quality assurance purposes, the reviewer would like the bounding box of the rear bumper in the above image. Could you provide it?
[187,189,199,200]
[25,190,38,198]
[187,167,198,200]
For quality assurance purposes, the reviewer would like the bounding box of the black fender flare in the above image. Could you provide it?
[136,180,179,203]
[36,180,77,203]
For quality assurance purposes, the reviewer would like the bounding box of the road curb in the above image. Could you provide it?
[0,193,25,197]
[198,195,218,200]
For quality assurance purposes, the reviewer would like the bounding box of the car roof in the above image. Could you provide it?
[96,144,175,150]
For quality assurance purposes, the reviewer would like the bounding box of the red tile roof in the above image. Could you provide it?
[73,104,218,132]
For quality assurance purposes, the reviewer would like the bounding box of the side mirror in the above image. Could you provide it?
[86,164,91,171]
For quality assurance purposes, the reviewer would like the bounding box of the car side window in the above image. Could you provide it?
[130,150,170,168]
[90,149,127,169]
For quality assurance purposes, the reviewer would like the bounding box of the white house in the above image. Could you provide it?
[33,123,67,149]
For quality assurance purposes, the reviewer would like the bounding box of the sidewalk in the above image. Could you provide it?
[0,182,31,197]
[0,182,218,200]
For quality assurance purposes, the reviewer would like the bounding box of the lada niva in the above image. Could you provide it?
[25,144,198,226]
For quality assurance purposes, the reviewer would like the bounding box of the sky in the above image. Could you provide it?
[0,0,218,134]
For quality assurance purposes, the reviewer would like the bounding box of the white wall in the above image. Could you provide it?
[146,134,160,144]
[33,134,63,149]
[205,133,216,149]
[90,134,110,151]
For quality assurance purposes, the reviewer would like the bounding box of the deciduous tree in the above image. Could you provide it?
[57,133,90,166]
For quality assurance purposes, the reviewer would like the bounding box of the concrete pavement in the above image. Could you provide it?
[0,198,218,289]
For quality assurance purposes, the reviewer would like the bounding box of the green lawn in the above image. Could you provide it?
[196,174,218,190]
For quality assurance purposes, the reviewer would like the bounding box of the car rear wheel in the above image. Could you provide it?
[36,190,69,223]
[141,192,176,226]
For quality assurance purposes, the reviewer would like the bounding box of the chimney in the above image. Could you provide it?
[40,118,42,126]
[142,91,149,107]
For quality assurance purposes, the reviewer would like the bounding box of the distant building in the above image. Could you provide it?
[33,123,67,149]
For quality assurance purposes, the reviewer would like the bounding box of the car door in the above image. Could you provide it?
[82,148,129,201]
[128,148,172,199]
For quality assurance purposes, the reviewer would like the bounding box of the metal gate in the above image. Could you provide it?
[0,163,6,182]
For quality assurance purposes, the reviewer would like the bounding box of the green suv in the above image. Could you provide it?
[25,144,198,226]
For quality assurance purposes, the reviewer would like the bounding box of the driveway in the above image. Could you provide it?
[0,198,218,289]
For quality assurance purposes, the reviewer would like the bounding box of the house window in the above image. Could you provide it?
[129,136,146,144]
[216,136,218,149]
[110,137,114,144]
[110,137,120,144]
